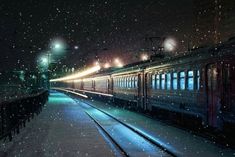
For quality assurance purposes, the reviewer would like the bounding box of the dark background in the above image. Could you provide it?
[0,0,234,71]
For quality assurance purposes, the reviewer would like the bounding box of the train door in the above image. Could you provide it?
[137,73,144,109]
[143,73,148,110]
[107,78,113,94]
[222,62,235,113]
[207,64,220,128]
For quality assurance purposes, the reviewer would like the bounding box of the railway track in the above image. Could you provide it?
[74,98,179,157]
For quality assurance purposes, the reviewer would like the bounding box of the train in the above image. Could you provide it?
[52,38,235,130]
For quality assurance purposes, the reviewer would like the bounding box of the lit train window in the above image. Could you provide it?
[152,74,155,89]
[173,72,177,90]
[161,74,165,89]
[166,73,171,90]
[180,71,185,90]
[120,77,123,88]
[128,77,132,88]
[156,75,160,89]
[117,78,119,87]
[197,70,200,90]
[131,76,134,88]
[135,76,138,87]
[187,70,194,90]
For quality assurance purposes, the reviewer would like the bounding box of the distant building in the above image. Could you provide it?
[192,0,235,48]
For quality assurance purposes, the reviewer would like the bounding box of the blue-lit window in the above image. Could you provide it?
[121,78,123,87]
[156,75,160,89]
[124,77,126,88]
[152,74,155,89]
[197,70,200,90]
[173,72,177,90]
[180,71,185,90]
[135,76,138,88]
[129,77,132,88]
[187,71,194,90]
[166,73,171,90]
[161,74,165,89]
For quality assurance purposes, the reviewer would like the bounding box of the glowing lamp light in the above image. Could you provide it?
[94,61,100,66]
[114,58,123,67]
[41,57,48,64]
[164,38,177,52]
[117,63,123,67]
[54,43,61,49]
[50,38,67,54]
[104,63,111,68]
[141,54,148,61]
[114,58,120,64]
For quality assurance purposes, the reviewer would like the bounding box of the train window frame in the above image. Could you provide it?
[161,74,165,89]
[179,71,185,90]
[196,70,200,90]
[132,76,135,88]
[187,70,194,90]
[166,73,171,90]
[172,72,178,90]
[152,74,155,89]
[156,74,160,89]
[135,76,138,88]
[129,77,132,88]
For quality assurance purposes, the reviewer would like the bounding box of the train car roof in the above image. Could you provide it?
[88,37,235,78]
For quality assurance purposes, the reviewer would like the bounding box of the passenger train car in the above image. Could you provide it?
[52,38,235,129]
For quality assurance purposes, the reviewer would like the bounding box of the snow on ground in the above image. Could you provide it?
[81,98,235,157]
[0,91,115,157]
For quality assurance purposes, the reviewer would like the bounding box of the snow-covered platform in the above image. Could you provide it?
[78,97,235,157]
[0,91,116,157]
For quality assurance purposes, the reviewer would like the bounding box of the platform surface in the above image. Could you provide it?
[79,97,235,157]
[0,91,115,157]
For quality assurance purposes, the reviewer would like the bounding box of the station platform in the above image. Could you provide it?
[0,91,116,157]
[72,93,235,157]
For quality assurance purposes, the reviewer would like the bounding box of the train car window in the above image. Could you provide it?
[152,74,155,89]
[156,74,160,89]
[118,78,119,87]
[129,77,132,88]
[161,74,165,89]
[187,70,194,90]
[131,76,134,88]
[131,77,133,88]
[180,71,185,90]
[173,72,177,90]
[197,70,200,90]
[166,73,171,90]
[135,76,138,88]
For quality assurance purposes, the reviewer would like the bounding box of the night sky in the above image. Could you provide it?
[0,0,231,71]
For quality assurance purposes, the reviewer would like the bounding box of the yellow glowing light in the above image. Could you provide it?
[50,65,101,82]
[117,63,123,67]
[114,58,123,67]
[114,58,120,64]
[104,63,111,68]
[141,54,148,61]
[94,61,100,66]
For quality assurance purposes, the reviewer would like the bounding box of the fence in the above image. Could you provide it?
[0,90,49,141]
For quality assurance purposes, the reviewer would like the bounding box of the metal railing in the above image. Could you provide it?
[0,90,49,141]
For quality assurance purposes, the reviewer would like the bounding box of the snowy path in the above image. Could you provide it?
[0,91,115,157]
